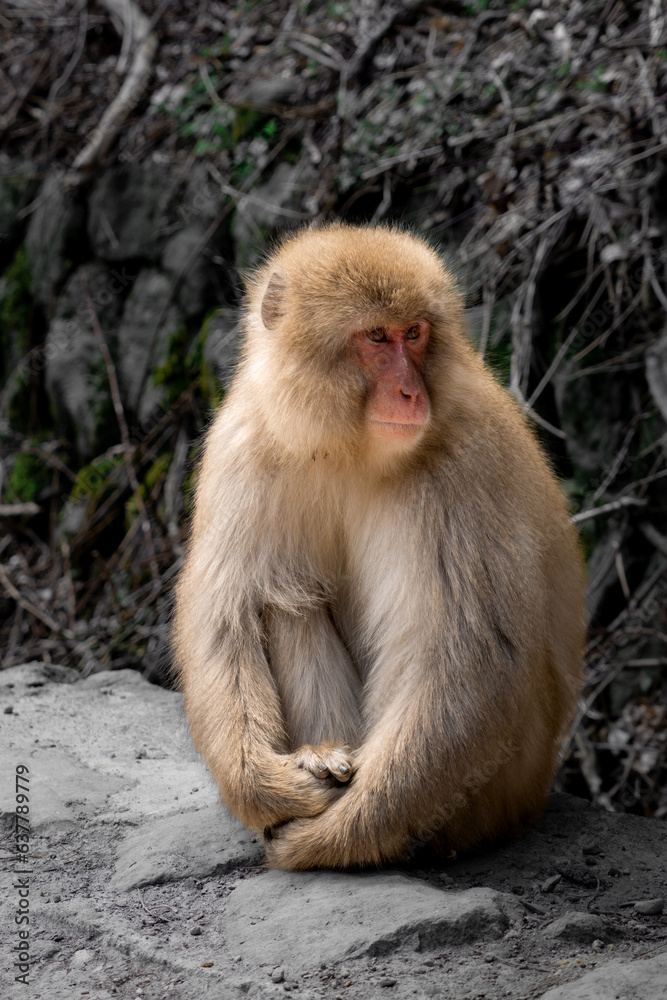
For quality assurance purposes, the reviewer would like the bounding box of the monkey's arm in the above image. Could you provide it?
[175,610,344,830]
[173,426,346,830]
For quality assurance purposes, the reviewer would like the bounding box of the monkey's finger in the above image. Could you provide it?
[325,753,354,783]
[294,746,331,779]
[313,747,355,783]
[292,745,355,783]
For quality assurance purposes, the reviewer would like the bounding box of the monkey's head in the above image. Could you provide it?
[242,224,469,468]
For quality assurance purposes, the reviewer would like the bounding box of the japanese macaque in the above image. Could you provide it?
[173,223,585,870]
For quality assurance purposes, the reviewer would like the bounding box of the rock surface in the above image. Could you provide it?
[44,262,125,459]
[1,664,665,1000]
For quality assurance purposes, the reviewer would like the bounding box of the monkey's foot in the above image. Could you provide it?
[264,805,400,870]
[293,743,355,784]
[264,814,344,869]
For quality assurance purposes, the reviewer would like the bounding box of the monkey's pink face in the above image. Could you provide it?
[352,319,430,441]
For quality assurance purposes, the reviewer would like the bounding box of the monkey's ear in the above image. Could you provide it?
[261,271,287,329]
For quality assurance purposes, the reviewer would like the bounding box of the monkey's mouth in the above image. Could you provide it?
[370,419,426,438]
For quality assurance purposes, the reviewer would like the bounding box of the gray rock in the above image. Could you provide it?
[181,162,224,226]
[115,268,185,425]
[25,167,85,309]
[224,870,523,968]
[71,949,94,967]
[112,805,261,891]
[3,661,666,1000]
[88,163,174,262]
[633,898,663,915]
[162,224,212,318]
[0,661,78,688]
[0,747,124,829]
[44,262,125,458]
[539,951,667,999]
[544,910,623,943]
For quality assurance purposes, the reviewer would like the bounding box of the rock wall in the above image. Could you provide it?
[0,157,249,461]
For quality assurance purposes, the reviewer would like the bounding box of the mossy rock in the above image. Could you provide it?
[6,451,51,505]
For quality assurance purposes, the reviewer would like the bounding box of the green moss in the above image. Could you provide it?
[152,324,191,406]
[7,451,51,504]
[190,309,226,410]
[125,452,172,530]
[172,77,236,157]
[87,359,119,455]
[71,454,124,513]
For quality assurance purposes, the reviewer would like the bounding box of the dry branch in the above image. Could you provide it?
[68,0,157,181]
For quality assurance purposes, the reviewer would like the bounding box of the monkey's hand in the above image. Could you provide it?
[260,746,355,846]
[225,747,352,833]
[293,743,355,784]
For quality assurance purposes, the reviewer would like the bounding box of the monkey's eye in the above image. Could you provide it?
[404,324,421,340]
[366,328,387,343]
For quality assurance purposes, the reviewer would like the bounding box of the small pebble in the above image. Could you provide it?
[541,874,561,893]
[484,954,496,963]
[4,705,14,714]
[379,978,397,987]
[582,842,602,856]
[271,967,285,983]
[591,939,605,952]
[634,899,664,916]
[71,949,93,968]
[53,894,61,903]
[190,926,202,936]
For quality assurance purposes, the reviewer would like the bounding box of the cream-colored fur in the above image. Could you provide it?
[173,223,586,869]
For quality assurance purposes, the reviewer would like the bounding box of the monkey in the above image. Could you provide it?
[173,222,586,871]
